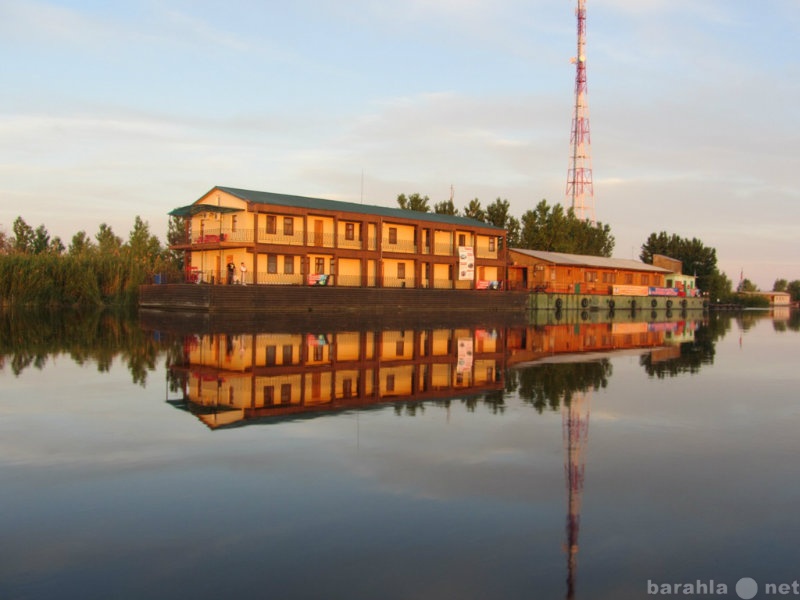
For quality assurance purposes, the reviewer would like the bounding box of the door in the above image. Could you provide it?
[314,220,324,246]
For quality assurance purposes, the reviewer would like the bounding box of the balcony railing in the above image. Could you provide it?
[167,269,491,289]
[174,230,499,263]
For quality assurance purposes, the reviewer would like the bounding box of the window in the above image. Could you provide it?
[396,340,404,356]
[280,383,291,404]
[266,215,276,234]
[625,273,634,284]
[397,263,406,279]
[231,215,238,232]
[489,238,496,252]
[265,345,276,366]
[315,257,325,274]
[313,345,324,361]
[267,255,277,274]
[311,373,321,399]
[283,217,294,236]
[641,274,649,285]
[388,227,398,244]
[458,234,466,247]
[282,344,293,364]
[585,271,598,283]
[284,256,294,274]
[263,386,274,406]
[228,388,234,405]
[386,374,395,392]
[342,378,353,398]
[345,222,355,241]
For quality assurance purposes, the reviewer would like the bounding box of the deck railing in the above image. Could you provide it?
[164,270,502,290]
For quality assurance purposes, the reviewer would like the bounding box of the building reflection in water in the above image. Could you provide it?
[169,327,507,429]
[162,314,702,599]
[166,317,699,430]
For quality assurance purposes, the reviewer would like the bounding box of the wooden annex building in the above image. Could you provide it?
[508,249,678,295]
[168,186,507,290]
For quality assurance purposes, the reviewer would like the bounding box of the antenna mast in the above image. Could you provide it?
[566,0,595,223]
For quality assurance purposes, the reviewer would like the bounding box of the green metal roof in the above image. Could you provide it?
[206,186,504,230]
[168,204,242,217]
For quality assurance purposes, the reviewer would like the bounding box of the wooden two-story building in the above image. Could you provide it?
[168,186,506,290]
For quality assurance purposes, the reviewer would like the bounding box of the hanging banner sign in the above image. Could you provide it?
[611,285,649,296]
[458,246,474,281]
[457,338,473,373]
[649,287,679,297]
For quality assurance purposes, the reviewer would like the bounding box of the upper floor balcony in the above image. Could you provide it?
[172,227,499,259]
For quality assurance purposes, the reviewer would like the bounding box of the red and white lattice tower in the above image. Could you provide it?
[566,0,595,223]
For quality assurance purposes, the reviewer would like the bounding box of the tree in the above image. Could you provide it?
[739,278,758,293]
[485,198,511,229]
[703,270,732,303]
[31,225,51,254]
[433,199,458,215]
[463,198,485,222]
[484,198,520,249]
[165,215,187,270]
[518,199,614,256]
[396,193,430,212]
[96,223,122,256]
[48,236,65,255]
[640,232,718,293]
[773,278,788,292]
[506,216,521,248]
[0,228,9,254]
[126,216,162,261]
[12,217,34,254]
[69,231,95,256]
[787,280,800,303]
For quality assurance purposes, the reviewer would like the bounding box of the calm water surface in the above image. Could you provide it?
[1,309,799,600]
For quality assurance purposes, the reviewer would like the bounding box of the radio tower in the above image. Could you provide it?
[566,0,595,223]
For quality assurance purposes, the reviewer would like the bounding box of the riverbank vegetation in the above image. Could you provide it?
[0,216,181,307]
[0,306,180,384]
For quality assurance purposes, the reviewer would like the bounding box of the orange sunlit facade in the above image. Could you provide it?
[168,186,506,289]
[169,318,700,429]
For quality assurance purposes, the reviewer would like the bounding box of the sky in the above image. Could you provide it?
[0,0,797,289]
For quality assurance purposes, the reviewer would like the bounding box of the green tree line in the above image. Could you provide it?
[397,193,615,257]
[0,216,182,307]
[641,231,799,305]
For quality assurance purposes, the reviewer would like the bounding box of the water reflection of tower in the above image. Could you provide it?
[563,390,590,600]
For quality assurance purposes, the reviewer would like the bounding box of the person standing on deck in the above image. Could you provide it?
[226,261,236,285]
[240,262,247,285]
